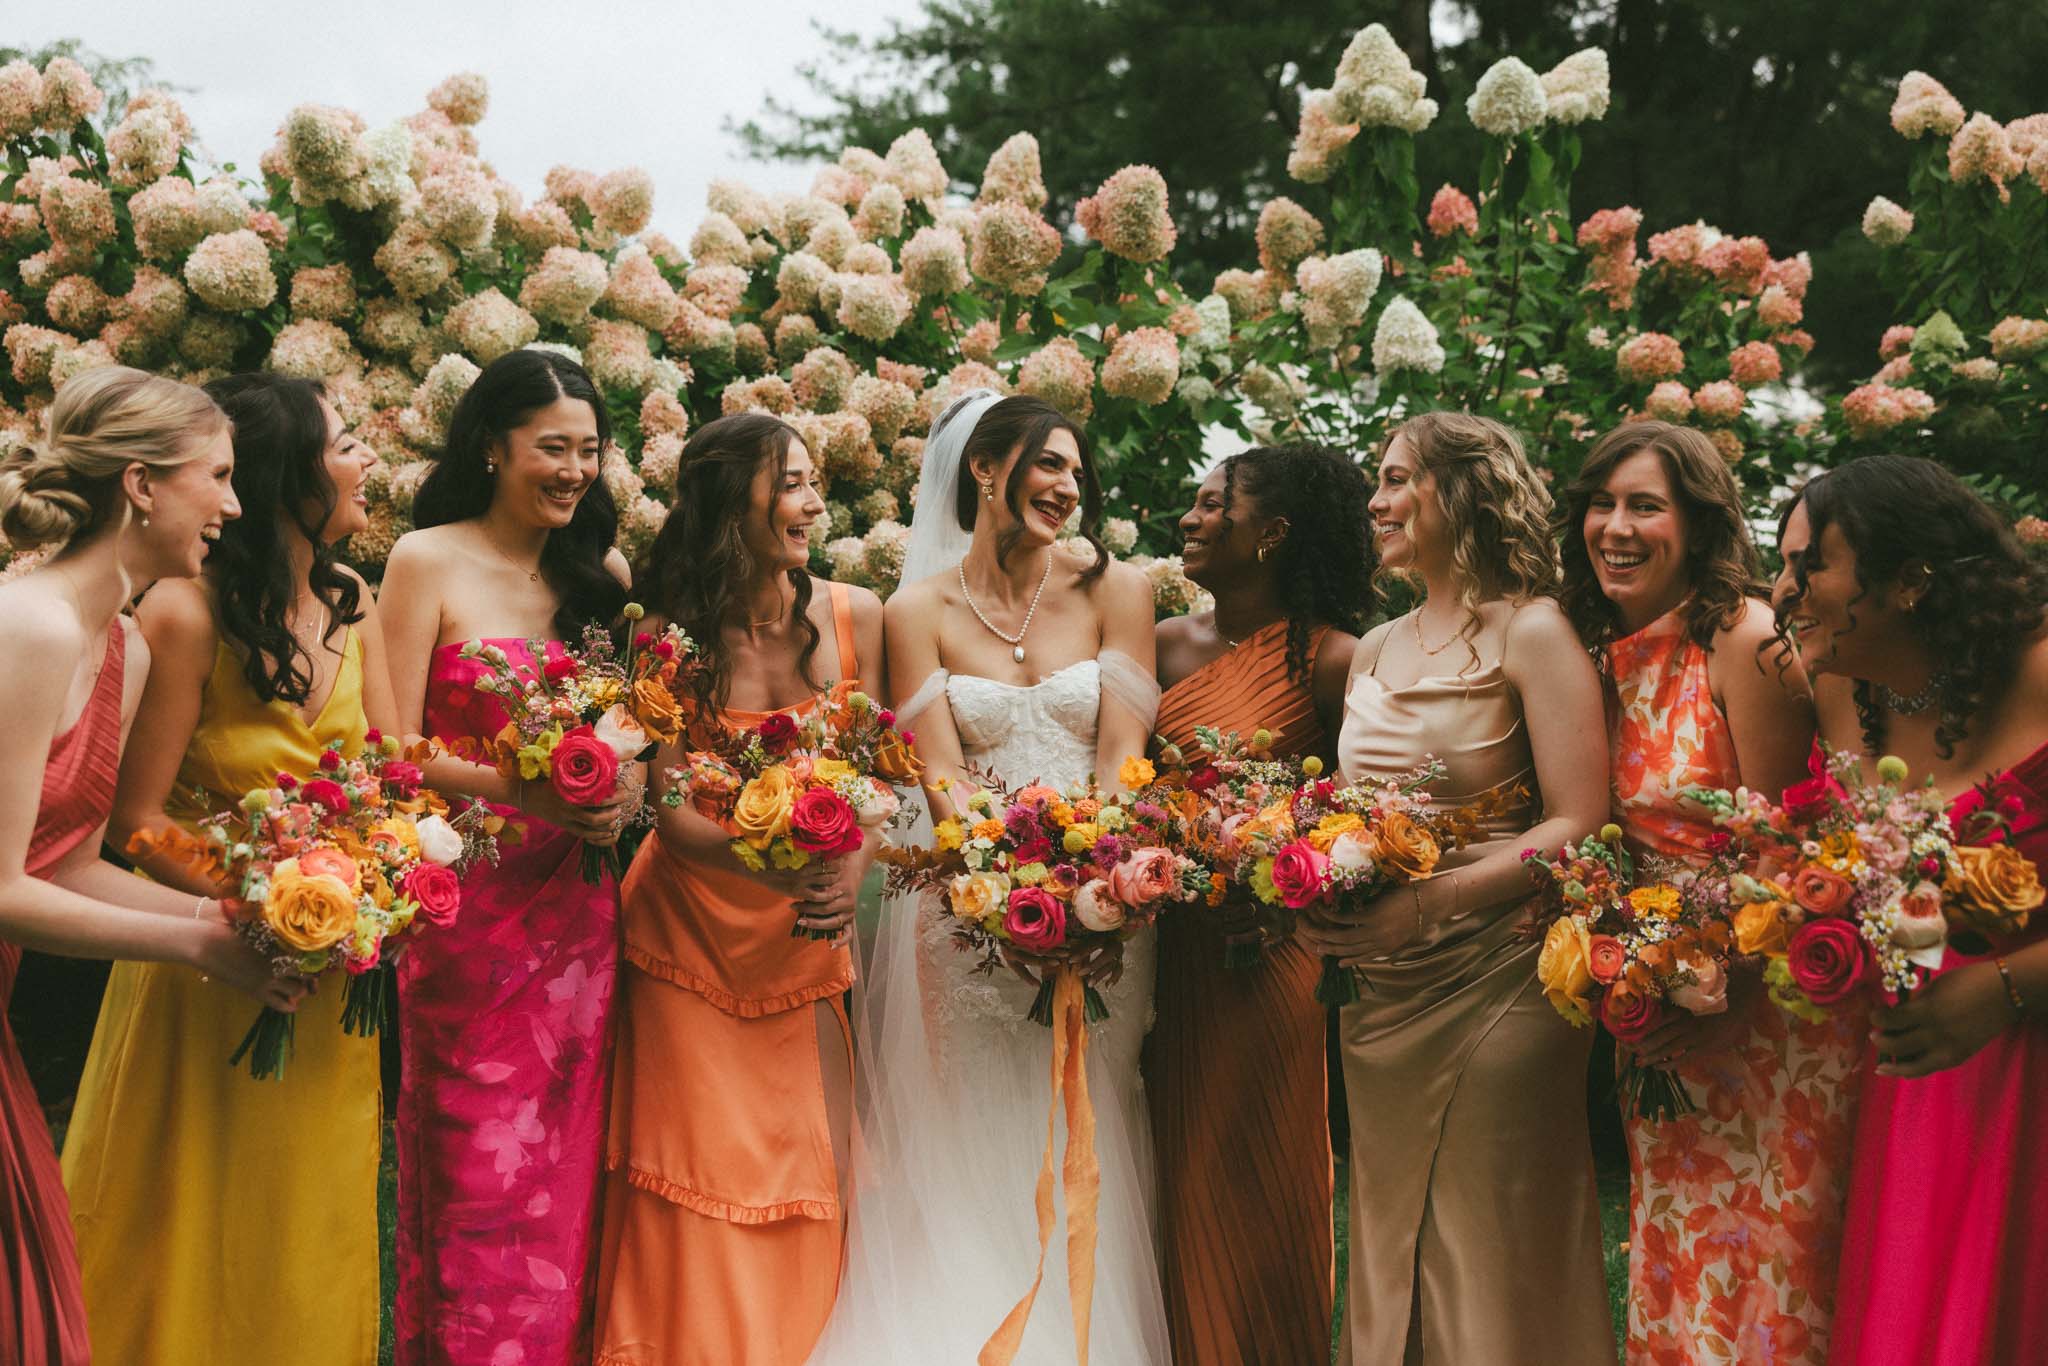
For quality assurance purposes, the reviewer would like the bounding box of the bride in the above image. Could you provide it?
[809,391,1169,1364]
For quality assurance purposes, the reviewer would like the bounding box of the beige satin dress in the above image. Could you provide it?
[1334,637,1614,1366]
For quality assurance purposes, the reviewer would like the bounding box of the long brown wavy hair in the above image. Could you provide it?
[1377,411,1559,657]
[1556,421,1761,658]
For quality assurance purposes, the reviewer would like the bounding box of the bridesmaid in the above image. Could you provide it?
[593,413,882,1366]
[1297,411,1615,1365]
[1769,456,2048,1366]
[1558,421,1854,1365]
[63,374,393,1366]
[379,349,637,1366]
[1144,442,1367,1365]
[0,366,299,1364]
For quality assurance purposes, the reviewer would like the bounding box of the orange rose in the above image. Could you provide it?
[632,677,684,743]
[1947,844,2045,934]
[873,731,924,785]
[1790,864,1856,916]
[1586,933,1627,984]
[1732,900,1788,955]
[1370,811,1440,881]
[262,857,358,953]
[297,845,362,893]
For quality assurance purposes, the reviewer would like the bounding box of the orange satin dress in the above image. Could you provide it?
[1143,621,1334,1366]
[594,584,858,1366]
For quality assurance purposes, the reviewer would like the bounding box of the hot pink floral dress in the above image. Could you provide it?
[1609,609,1864,1366]
[394,639,619,1366]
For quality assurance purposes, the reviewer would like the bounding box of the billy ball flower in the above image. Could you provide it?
[520,245,608,324]
[900,225,972,299]
[1017,336,1097,421]
[444,288,538,364]
[1467,57,1548,137]
[374,219,458,303]
[1371,296,1446,373]
[184,229,278,312]
[1297,249,1383,350]
[1257,197,1325,275]
[979,132,1047,210]
[971,202,1062,295]
[1541,48,1610,124]
[1616,331,1685,383]
[266,319,359,379]
[1727,340,1783,386]
[1100,327,1180,406]
[1890,71,1965,139]
[427,72,489,126]
[601,249,680,332]
[1076,165,1178,264]
[1427,185,1480,238]
[1861,196,1914,248]
[592,167,655,236]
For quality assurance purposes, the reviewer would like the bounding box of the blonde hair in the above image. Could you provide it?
[0,366,228,551]
[1378,410,1560,628]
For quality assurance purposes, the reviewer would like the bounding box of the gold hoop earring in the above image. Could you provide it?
[980,481,993,502]
[1256,543,1269,562]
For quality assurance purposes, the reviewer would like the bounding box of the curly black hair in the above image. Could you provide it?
[412,349,626,640]
[201,374,364,704]
[1217,442,1373,683]
[1775,455,2048,757]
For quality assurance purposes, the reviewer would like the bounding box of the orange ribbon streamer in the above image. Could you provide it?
[979,968,1100,1366]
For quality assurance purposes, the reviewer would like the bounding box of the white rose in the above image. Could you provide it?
[593,703,650,762]
[1073,879,1126,933]
[1327,830,1374,875]
[414,814,464,867]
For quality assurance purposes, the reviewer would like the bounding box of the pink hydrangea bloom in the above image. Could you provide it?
[419,165,499,250]
[970,202,1062,295]
[978,133,1048,210]
[837,273,913,342]
[1214,268,1279,323]
[520,245,609,324]
[289,264,357,322]
[1861,196,1914,248]
[1701,235,1770,294]
[1615,331,1685,383]
[509,200,579,256]
[1693,380,1746,424]
[427,72,489,126]
[602,249,680,332]
[1840,383,1935,438]
[792,346,858,412]
[2013,515,2048,546]
[106,107,182,188]
[38,177,115,253]
[1761,254,1812,301]
[959,320,1000,364]
[1756,285,1803,329]
[1951,357,2001,387]
[592,167,655,236]
[1647,223,1708,274]
[4,324,74,387]
[1948,113,2024,202]
[267,319,359,379]
[852,182,907,241]
[121,267,189,341]
[1774,329,1816,357]
[1286,89,1360,184]
[1297,249,1384,350]
[1877,325,1916,362]
[279,104,368,204]
[1540,49,1610,124]
[847,374,919,445]
[683,263,749,321]
[1989,316,2048,361]
[184,229,278,311]
[1890,72,1965,139]
[0,61,42,139]
[0,203,40,252]
[1256,197,1325,275]
[1428,185,1481,239]
[35,57,103,131]
[1077,165,1178,264]
[1727,340,1783,386]
[375,219,458,303]
[1706,429,1743,464]
[883,128,949,202]
[43,275,109,337]
[1017,337,1097,420]
[1873,355,1915,385]
[1645,381,1692,422]
[445,288,539,364]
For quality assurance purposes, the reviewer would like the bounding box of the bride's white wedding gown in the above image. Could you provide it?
[808,655,1171,1365]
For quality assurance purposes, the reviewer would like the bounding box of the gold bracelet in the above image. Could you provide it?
[1993,955,2028,1019]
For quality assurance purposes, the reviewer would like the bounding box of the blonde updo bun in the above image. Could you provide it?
[0,366,228,552]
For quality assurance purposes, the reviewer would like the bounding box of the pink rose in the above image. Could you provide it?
[1668,955,1729,1014]
[1787,917,1870,1005]
[402,861,463,928]
[790,787,863,858]
[1600,986,1667,1044]
[1108,846,1179,909]
[1269,839,1330,910]
[379,760,425,798]
[1004,886,1067,953]
[550,725,620,806]
[1072,879,1125,933]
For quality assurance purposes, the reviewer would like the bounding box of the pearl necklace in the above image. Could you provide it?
[959,556,1053,664]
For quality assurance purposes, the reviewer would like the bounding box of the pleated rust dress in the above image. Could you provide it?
[1144,620,1334,1366]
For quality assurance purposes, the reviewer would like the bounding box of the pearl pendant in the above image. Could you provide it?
[1013,644,1026,663]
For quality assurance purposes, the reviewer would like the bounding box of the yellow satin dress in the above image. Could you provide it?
[61,630,380,1365]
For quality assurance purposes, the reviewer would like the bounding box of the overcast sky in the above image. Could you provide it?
[12,0,925,239]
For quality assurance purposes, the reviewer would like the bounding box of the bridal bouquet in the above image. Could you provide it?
[455,606,692,882]
[1145,726,1318,969]
[1684,749,2043,1020]
[1524,825,1736,1119]
[133,733,500,1079]
[885,757,1210,1023]
[663,683,924,937]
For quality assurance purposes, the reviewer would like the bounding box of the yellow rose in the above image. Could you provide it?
[1118,756,1156,789]
[1371,811,1440,881]
[1627,885,1683,921]
[731,766,799,850]
[1732,899,1789,956]
[632,676,685,743]
[812,757,855,786]
[263,858,358,953]
[361,864,395,912]
[949,871,1011,922]
[1537,916,1596,1025]
[873,731,924,785]
[1062,822,1103,855]
[1308,812,1365,853]
[1947,844,2046,934]
[1817,830,1863,872]
[934,818,966,852]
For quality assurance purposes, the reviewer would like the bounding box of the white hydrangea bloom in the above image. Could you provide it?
[1540,49,1611,124]
[1371,297,1446,374]
[1467,57,1549,137]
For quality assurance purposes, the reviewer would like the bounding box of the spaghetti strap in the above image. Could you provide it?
[1366,617,1398,678]
[827,580,859,682]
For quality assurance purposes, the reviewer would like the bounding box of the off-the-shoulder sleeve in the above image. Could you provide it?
[896,668,951,728]
[1096,649,1161,731]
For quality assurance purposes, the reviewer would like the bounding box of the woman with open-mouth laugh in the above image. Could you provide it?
[1297,410,1614,1366]
[1770,455,2048,1366]
[63,373,397,1366]
[378,349,638,1366]
[1558,420,1854,1366]
[1145,442,1368,1366]
[0,366,302,1366]
[594,413,883,1366]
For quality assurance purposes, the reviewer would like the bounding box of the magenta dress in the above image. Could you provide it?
[1828,740,2048,1365]
[394,639,620,1366]
[4,624,124,1366]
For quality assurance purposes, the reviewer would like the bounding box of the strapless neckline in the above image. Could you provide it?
[946,657,1099,693]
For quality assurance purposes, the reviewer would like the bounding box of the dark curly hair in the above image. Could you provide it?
[947,394,1107,581]
[1216,443,1372,682]
[412,349,626,640]
[635,413,821,724]
[1557,421,1762,659]
[201,374,364,704]
[1775,455,2048,757]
